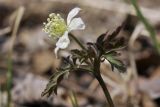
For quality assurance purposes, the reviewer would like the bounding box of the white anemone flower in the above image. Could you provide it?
[43,7,85,57]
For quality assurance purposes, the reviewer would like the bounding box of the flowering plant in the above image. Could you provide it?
[42,7,126,107]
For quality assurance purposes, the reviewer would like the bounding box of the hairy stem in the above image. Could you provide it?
[93,55,114,107]
[69,33,86,50]
[69,31,114,107]
[69,33,95,65]
[130,0,160,54]
[95,74,114,107]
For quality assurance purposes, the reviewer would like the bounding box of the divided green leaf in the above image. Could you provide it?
[103,52,126,73]
[41,69,69,97]
[71,49,88,64]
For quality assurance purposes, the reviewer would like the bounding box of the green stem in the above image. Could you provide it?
[130,0,160,54]
[95,74,114,107]
[93,55,114,107]
[69,32,114,107]
[69,33,86,50]
[6,7,24,107]
[69,91,79,107]
[69,33,94,65]
[6,53,13,107]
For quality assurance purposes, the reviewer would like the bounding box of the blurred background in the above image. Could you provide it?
[0,0,160,107]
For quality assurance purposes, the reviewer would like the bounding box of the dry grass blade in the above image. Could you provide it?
[6,6,25,107]
[0,27,11,37]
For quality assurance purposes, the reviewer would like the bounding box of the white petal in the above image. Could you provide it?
[68,18,85,31]
[67,7,81,25]
[56,31,70,49]
[54,47,59,58]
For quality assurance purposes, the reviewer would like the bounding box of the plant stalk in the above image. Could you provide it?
[69,33,86,50]
[69,33,95,65]
[69,91,79,107]
[6,53,13,107]
[130,0,160,54]
[69,33,114,107]
[6,7,24,107]
[95,73,115,107]
[93,54,114,107]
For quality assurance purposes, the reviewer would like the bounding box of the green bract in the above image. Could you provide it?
[43,13,67,38]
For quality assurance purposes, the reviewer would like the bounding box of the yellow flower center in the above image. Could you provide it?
[43,13,67,38]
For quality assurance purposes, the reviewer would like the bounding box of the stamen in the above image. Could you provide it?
[43,13,67,38]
